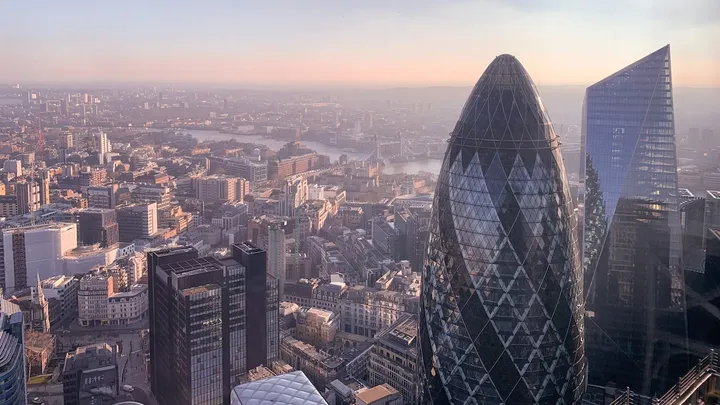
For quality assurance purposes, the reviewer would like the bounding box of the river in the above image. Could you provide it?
[181,129,443,175]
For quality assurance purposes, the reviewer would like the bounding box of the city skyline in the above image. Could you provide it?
[1,0,718,87]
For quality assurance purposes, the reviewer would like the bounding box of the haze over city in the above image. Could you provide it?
[1,2,720,405]
[2,0,719,86]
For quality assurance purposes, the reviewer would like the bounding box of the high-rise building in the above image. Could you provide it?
[62,343,119,405]
[418,55,586,404]
[148,243,278,405]
[280,177,308,217]
[582,45,683,395]
[1,223,78,294]
[268,219,287,300]
[15,180,40,215]
[87,184,118,209]
[0,298,27,405]
[61,132,74,150]
[78,208,119,248]
[117,202,158,242]
[37,177,50,206]
[3,160,22,178]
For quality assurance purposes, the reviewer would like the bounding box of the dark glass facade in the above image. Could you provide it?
[419,55,586,405]
[582,46,685,395]
[148,245,272,405]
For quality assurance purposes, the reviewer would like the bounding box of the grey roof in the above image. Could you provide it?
[230,371,328,405]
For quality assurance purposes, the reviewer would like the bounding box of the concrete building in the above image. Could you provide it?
[87,185,118,209]
[15,180,41,215]
[280,177,308,217]
[40,275,79,326]
[194,175,249,202]
[0,299,27,405]
[0,195,18,217]
[3,160,22,177]
[117,202,158,242]
[1,223,78,294]
[340,286,414,338]
[295,306,339,348]
[78,208,119,248]
[268,219,287,300]
[62,343,119,405]
[77,271,115,326]
[107,285,148,325]
[368,314,417,404]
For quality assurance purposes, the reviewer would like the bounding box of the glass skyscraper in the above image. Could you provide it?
[581,45,685,396]
[418,55,586,405]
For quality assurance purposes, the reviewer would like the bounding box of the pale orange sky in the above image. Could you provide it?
[2,0,718,87]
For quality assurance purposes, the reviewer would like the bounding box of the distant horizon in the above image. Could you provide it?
[3,82,719,92]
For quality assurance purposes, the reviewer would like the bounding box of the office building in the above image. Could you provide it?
[582,45,683,395]
[1,223,78,294]
[37,177,50,206]
[95,132,110,155]
[40,275,79,326]
[268,219,287,300]
[117,202,158,242]
[0,195,18,217]
[194,175,249,202]
[418,55,586,404]
[61,132,74,150]
[15,180,40,215]
[62,343,119,405]
[148,243,277,405]
[87,185,118,209]
[280,177,308,217]
[79,208,119,248]
[79,167,106,188]
[3,160,21,177]
[0,299,27,405]
[368,314,417,404]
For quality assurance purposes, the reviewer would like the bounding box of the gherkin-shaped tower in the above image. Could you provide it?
[418,55,586,405]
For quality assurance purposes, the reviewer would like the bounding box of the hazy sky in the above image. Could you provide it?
[1,0,718,87]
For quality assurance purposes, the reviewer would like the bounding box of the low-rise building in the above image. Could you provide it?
[62,343,119,405]
[295,307,339,348]
[355,384,402,405]
[107,285,148,325]
[41,275,79,326]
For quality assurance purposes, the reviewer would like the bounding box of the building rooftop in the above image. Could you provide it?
[64,343,116,372]
[355,384,399,404]
[375,314,418,357]
[159,256,224,277]
[708,190,720,200]
[230,371,328,405]
[40,275,75,289]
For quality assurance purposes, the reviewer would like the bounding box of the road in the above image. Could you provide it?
[32,330,158,405]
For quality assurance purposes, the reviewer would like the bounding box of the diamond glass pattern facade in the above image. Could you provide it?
[581,45,685,395]
[419,55,586,405]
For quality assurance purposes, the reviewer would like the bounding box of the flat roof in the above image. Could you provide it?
[355,384,399,404]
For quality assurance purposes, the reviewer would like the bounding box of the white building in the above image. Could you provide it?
[107,285,148,325]
[307,184,325,201]
[41,275,79,324]
[1,223,78,294]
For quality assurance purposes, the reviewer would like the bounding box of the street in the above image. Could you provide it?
[30,330,157,405]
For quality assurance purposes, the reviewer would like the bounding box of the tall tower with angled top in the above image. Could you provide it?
[582,45,684,395]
